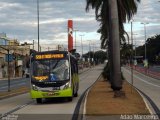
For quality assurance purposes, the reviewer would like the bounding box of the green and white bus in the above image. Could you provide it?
[30,50,79,103]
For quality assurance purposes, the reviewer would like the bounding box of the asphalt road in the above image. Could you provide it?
[122,67,160,115]
[0,64,104,120]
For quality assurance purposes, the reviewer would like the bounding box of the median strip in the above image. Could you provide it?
[85,75,150,118]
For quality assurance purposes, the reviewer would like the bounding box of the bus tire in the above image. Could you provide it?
[74,92,78,97]
[68,97,73,101]
[36,98,42,104]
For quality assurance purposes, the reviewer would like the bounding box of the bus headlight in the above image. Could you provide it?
[32,84,38,91]
[63,82,70,90]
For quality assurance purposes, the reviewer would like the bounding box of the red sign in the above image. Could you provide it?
[68,20,73,51]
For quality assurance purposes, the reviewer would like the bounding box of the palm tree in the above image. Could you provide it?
[86,0,140,91]
[86,0,140,48]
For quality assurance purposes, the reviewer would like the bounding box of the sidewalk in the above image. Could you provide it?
[78,67,90,74]
[0,77,23,81]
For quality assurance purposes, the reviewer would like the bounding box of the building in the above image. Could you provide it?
[0,33,9,45]
[9,39,19,46]
[0,33,9,78]
[0,33,30,78]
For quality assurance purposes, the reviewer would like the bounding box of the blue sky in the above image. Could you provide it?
[0,0,160,53]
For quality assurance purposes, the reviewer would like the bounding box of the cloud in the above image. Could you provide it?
[124,0,160,46]
[0,0,98,51]
[1,0,159,51]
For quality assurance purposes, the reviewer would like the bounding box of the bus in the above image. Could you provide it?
[30,50,79,103]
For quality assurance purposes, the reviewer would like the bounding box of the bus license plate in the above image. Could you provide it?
[47,92,59,96]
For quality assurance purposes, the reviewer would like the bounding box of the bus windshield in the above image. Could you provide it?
[32,59,70,81]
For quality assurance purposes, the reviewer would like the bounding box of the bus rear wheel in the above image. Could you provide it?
[36,98,42,104]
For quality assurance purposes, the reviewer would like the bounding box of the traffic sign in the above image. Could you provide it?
[5,54,13,62]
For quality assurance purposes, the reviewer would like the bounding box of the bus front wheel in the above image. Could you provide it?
[68,97,73,101]
[74,92,78,97]
[36,98,42,104]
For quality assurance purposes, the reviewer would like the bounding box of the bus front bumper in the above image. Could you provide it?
[30,88,73,99]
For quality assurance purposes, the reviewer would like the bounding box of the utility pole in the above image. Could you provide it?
[80,34,84,59]
[88,40,91,67]
[141,22,149,60]
[133,33,138,58]
[141,22,149,73]
[33,40,34,50]
[37,0,40,52]
[131,20,133,93]
[40,46,41,52]
[73,29,78,50]
[92,43,95,66]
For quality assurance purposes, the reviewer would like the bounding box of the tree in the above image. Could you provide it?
[94,50,107,64]
[136,34,160,64]
[86,0,140,91]
[121,43,132,64]
[83,50,107,64]
[86,0,140,49]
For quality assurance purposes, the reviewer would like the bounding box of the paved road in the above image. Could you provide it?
[122,67,160,114]
[0,64,104,120]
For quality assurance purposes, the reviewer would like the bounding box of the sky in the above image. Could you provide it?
[0,0,160,53]
[124,0,160,46]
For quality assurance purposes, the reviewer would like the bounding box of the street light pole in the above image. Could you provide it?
[37,0,40,52]
[33,40,34,50]
[7,49,10,92]
[73,29,78,50]
[88,40,91,67]
[141,22,149,60]
[80,34,84,59]
[92,43,95,66]
[131,20,134,93]
[133,33,138,58]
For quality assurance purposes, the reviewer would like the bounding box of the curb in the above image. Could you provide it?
[126,80,160,119]
[0,88,29,100]
[72,74,102,120]
[82,87,90,120]
[136,89,153,114]
[136,88,160,119]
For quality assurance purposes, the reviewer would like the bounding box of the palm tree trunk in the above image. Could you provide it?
[108,0,122,91]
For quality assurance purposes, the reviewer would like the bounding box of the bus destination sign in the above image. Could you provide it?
[35,54,64,60]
